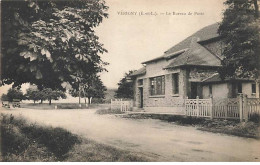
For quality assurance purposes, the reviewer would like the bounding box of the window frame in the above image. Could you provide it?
[149,75,165,96]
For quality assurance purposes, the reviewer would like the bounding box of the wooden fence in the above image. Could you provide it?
[185,95,260,121]
[111,99,133,112]
[185,97,212,118]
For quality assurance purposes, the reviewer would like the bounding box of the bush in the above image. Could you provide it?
[19,124,81,160]
[1,123,30,156]
[249,113,260,124]
[1,114,81,161]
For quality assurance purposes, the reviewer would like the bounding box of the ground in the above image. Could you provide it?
[1,108,260,161]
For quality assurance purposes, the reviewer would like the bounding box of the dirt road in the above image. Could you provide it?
[1,108,260,161]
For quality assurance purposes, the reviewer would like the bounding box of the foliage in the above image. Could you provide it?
[1,88,24,102]
[25,86,41,103]
[115,70,135,99]
[218,0,260,79]
[1,0,108,90]
[70,75,107,104]
[41,88,67,105]
[249,113,260,123]
[1,94,9,101]
[1,114,80,161]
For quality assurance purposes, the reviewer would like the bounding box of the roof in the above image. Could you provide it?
[143,23,222,68]
[129,67,146,77]
[202,73,255,83]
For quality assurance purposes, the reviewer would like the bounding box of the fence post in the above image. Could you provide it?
[110,99,112,110]
[210,95,213,119]
[120,99,123,112]
[244,94,248,122]
[185,96,188,116]
[239,94,243,122]
[196,96,199,117]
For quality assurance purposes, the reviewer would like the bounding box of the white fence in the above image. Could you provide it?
[247,98,260,117]
[185,98,212,118]
[185,95,260,121]
[212,98,240,119]
[111,99,133,112]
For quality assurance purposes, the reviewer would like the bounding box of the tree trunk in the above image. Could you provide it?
[253,0,259,18]
[34,100,35,104]
[78,84,81,104]
[49,99,51,105]
[88,97,91,105]
[40,99,43,104]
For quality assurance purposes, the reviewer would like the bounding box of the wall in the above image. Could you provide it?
[133,59,187,109]
[202,82,259,99]
[242,82,259,98]
[202,83,229,99]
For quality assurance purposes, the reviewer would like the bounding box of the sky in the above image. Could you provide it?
[96,0,226,89]
[0,0,225,97]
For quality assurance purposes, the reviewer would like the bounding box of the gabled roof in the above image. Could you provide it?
[164,23,220,55]
[129,67,146,77]
[143,23,222,68]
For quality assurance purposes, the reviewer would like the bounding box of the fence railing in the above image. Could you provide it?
[185,97,212,118]
[185,95,260,122]
[111,99,133,112]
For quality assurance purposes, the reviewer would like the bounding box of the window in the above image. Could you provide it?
[252,83,256,94]
[209,85,212,95]
[138,79,143,86]
[150,76,165,95]
[172,73,179,94]
[237,83,242,93]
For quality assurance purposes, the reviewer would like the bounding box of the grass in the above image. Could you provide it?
[121,113,260,139]
[65,139,149,162]
[20,103,89,110]
[95,108,124,115]
[20,103,111,110]
[0,114,149,162]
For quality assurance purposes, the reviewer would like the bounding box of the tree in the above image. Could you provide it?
[218,0,260,79]
[84,76,107,104]
[70,75,107,104]
[4,88,24,102]
[41,88,67,105]
[1,94,8,101]
[115,71,135,99]
[25,86,41,104]
[1,0,108,90]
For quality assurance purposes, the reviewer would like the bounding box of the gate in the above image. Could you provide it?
[110,99,133,112]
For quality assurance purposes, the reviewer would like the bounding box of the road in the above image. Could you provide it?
[1,108,260,161]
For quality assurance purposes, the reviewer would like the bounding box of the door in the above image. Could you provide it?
[191,82,198,99]
[139,87,143,108]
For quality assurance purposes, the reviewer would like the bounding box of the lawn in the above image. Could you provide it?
[20,103,110,110]
[0,114,149,162]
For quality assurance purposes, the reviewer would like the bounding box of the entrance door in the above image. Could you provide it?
[190,82,198,99]
[139,87,143,108]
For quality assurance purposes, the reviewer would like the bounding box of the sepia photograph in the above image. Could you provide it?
[0,0,260,162]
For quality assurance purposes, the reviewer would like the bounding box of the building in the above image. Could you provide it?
[130,23,259,112]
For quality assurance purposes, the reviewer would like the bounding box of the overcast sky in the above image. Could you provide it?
[96,0,225,89]
[0,0,226,96]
